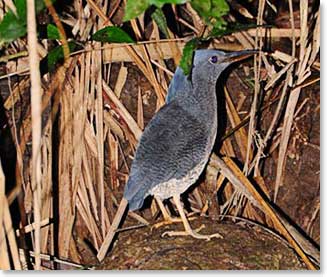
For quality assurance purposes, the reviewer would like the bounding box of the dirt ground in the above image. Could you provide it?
[95,217,305,270]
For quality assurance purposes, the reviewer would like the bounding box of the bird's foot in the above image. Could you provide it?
[152,216,196,230]
[161,224,223,241]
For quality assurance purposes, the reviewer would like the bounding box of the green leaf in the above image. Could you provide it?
[207,17,228,37]
[47,24,61,39]
[190,0,210,19]
[179,38,198,76]
[149,0,188,8]
[91,26,135,43]
[123,0,150,21]
[0,0,52,45]
[0,12,26,43]
[42,41,76,72]
[151,8,169,38]
[211,0,229,17]
[190,0,229,23]
[15,0,27,21]
[16,0,47,22]
[123,0,188,21]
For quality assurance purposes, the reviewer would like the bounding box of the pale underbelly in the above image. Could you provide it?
[148,159,207,200]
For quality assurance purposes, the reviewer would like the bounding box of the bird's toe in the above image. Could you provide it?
[160,224,223,240]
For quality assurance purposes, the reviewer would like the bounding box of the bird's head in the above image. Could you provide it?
[191,49,258,83]
[166,48,258,103]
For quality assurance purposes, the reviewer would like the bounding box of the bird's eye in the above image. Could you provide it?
[209,55,218,64]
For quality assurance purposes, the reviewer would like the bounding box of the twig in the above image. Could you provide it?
[97,198,128,261]
[44,0,70,59]
[0,51,28,63]
[16,218,51,236]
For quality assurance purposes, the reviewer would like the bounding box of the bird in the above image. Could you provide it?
[97,48,257,261]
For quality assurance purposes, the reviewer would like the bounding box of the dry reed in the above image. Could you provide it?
[0,0,320,270]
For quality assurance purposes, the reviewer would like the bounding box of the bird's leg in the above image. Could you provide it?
[162,195,223,240]
[152,197,196,229]
[156,197,173,221]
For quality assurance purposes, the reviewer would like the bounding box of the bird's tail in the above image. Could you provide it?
[97,197,128,261]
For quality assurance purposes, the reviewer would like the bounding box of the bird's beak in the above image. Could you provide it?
[221,49,259,63]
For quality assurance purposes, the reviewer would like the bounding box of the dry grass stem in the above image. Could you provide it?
[27,0,43,269]
[243,0,265,174]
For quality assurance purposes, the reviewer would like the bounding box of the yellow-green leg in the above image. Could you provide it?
[162,195,223,240]
[152,197,196,229]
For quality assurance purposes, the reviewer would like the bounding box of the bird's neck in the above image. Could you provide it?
[192,77,217,114]
[177,77,218,134]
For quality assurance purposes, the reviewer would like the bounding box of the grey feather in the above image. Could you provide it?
[165,67,191,104]
[124,99,212,210]
[123,49,253,211]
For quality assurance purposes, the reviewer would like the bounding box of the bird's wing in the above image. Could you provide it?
[166,67,192,103]
[123,100,211,209]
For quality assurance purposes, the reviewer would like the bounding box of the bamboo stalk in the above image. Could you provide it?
[3,197,22,269]
[27,0,42,269]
